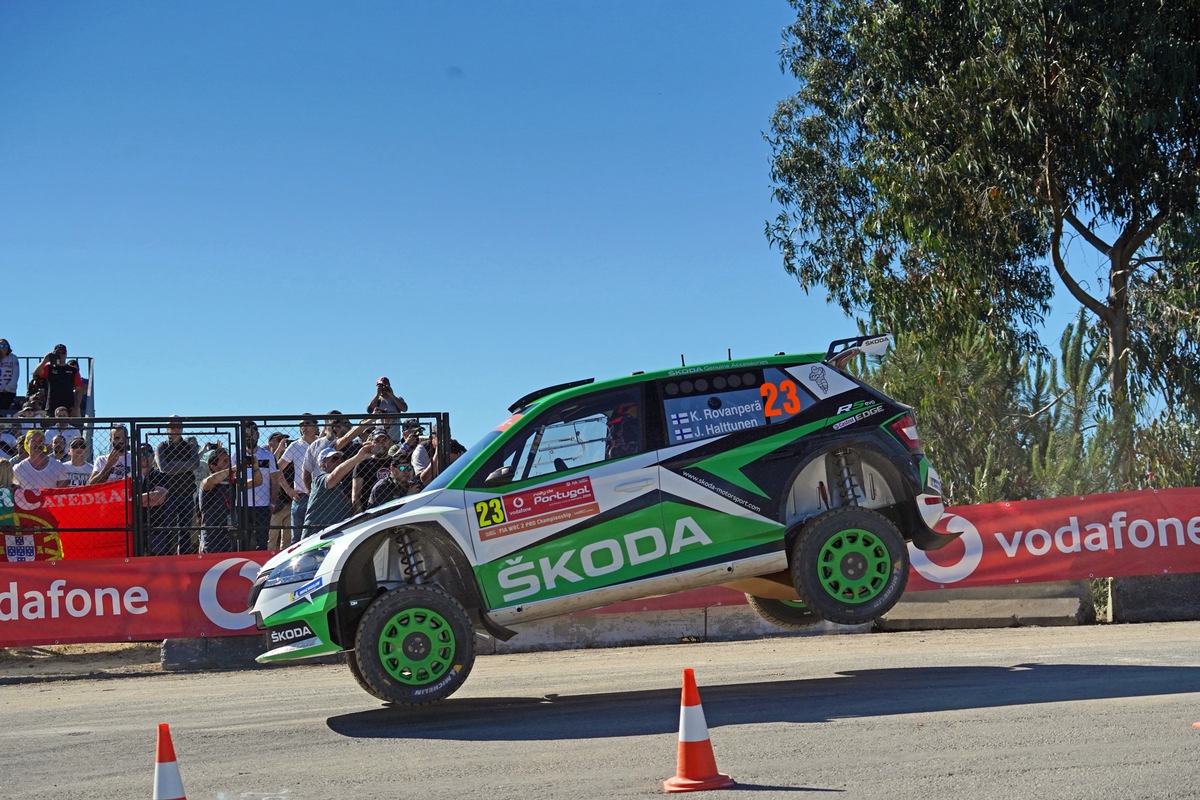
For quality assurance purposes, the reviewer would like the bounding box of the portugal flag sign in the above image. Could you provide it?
[0,482,130,562]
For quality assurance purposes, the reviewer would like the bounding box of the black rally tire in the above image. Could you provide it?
[353,584,476,706]
[791,506,909,625]
[744,594,822,630]
[346,650,392,702]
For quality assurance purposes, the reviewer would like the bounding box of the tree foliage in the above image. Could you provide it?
[855,312,1118,505]
[768,0,1200,463]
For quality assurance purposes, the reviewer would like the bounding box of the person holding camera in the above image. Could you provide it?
[234,420,279,550]
[367,377,407,440]
[32,347,82,418]
[303,444,375,536]
[90,424,132,484]
[411,428,438,486]
[199,446,261,553]
[265,431,292,549]
[367,376,407,416]
[351,427,393,514]
[300,411,354,493]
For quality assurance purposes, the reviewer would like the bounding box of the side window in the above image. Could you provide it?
[661,366,815,446]
[760,367,817,422]
[470,387,644,486]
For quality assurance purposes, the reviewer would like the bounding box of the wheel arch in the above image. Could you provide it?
[776,436,916,554]
[329,522,484,649]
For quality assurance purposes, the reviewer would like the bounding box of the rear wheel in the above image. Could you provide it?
[353,585,476,705]
[791,507,908,625]
[744,595,821,629]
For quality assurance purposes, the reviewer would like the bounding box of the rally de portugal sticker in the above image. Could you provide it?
[475,477,600,541]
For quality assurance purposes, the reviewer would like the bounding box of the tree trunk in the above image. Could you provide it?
[1108,249,1134,488]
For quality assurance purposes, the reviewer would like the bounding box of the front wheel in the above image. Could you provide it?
[353,585,476,705]
[791,507,909,625]
[745,595,821,630]
[347,650,391,702]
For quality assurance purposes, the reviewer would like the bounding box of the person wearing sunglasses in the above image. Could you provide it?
[62,437,93,487]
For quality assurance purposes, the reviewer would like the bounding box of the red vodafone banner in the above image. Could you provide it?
[0,552,272,647]
[0,482,130,562]
[2,488,1199,647]
[908,487,1200,590]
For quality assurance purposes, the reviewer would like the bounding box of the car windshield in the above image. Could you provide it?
[422,415,520,492]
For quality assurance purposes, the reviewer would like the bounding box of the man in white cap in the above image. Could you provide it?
[303,444,375,538]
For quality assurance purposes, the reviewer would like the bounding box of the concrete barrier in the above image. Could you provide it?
[877,580,1096,630]
[1110,574,1200,622]
[161,582,1097,669]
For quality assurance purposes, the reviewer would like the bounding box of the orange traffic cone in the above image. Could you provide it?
[663,668,736,793]
[153,723,187,800]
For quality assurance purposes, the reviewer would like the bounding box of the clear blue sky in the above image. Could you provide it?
[1,2,1074,445]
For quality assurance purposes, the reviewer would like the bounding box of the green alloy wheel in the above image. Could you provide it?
[791,507,908,625]
[744,595,821,629]
[354,585,476,705]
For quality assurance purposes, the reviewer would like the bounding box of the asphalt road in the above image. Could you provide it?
[3,622,1200,800]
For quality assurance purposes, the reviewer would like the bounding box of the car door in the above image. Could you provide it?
[654,365,816,575]
[465,385,668,609]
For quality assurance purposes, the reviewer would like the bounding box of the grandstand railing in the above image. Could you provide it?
[5,354,96,417]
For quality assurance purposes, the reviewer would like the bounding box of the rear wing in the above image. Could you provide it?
[824,334,892,368]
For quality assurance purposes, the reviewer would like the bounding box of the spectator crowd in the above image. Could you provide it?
[1,353,467,556]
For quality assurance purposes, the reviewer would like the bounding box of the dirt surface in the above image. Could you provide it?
[5,623,1200,800]
[0,642,162,682]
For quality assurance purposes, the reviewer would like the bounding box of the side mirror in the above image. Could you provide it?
[483,465,514,488]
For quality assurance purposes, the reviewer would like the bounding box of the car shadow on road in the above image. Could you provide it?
[326,662,1200,741]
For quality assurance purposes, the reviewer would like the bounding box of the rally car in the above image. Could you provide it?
[248,334,954,705]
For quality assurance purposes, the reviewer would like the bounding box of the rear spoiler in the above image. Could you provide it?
[824,334,892,368]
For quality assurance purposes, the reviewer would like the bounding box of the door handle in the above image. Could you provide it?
[615,479,654,493]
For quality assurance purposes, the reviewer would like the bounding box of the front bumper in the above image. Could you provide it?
[253,585,344,663]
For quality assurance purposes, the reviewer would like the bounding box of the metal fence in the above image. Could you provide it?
[1,411,453,558]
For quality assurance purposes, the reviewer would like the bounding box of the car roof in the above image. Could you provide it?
[510,350,827,414]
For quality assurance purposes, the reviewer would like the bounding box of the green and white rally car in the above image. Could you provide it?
[248,334,955,704]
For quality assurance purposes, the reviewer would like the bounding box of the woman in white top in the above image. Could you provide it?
[12,430,68,490]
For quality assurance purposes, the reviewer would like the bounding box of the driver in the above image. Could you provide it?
[605,401,640,459]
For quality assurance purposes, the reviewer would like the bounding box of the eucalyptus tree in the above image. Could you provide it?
[768,0,1200,478]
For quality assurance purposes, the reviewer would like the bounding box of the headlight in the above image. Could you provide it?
[264,546,331,588]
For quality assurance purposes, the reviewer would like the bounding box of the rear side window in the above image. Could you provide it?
[660,366,816,446]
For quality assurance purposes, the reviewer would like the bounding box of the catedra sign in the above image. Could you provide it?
[0,482,129,561]
[0,552,271,647]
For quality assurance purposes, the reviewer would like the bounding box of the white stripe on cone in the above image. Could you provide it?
[154,761,186,800]
[678,702,710,743]
[154,723,186,800]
